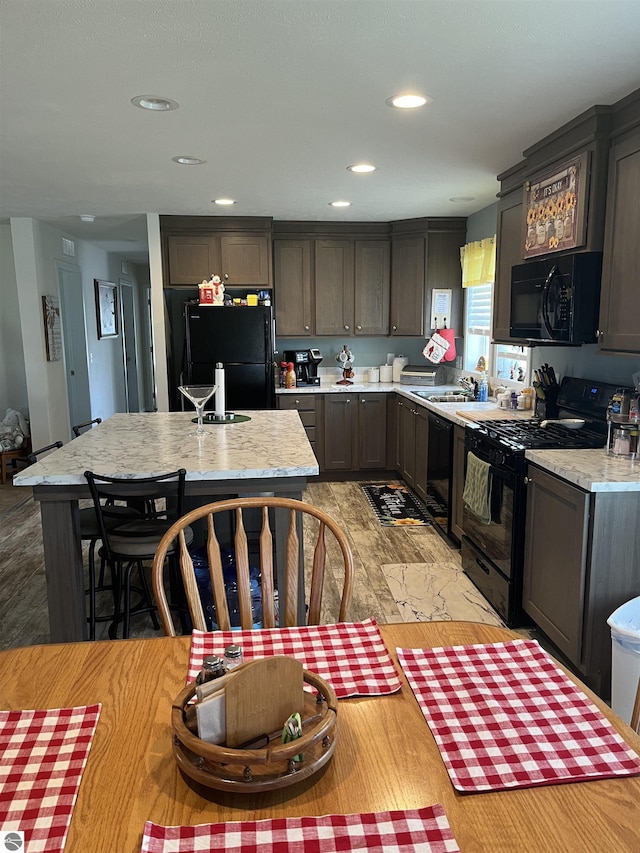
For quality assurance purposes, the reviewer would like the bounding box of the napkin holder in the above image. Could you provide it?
[172,656,338,793]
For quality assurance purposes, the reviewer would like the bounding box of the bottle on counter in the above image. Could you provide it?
[285,362,297,388]
[279,361,287,388]
[478,372,488,402]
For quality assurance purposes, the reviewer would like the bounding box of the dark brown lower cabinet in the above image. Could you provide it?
[323,393,387,472]
[523,464,640,695]
[399,397,417,486]
[414,407,428,503]
[451,425,466,542]
[276,394,322,467]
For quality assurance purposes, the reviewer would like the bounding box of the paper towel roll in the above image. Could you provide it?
[214,363,226,418]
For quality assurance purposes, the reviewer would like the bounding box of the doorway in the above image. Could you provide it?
[119,279,140,411]
[57,262,91,437]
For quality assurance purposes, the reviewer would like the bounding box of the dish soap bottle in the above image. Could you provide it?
[478,372,488,402]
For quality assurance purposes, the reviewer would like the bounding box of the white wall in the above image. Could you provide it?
[0,223,28,417]
[4,217,151,449]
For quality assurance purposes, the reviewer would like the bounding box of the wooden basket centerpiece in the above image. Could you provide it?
[172,656,338,793]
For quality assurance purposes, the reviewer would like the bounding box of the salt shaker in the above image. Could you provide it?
[196,654,226,685]
[223,643,243,670]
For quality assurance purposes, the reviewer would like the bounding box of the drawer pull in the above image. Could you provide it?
[476,558,490,576]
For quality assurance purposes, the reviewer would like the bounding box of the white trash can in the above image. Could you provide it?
[607,595,640,725]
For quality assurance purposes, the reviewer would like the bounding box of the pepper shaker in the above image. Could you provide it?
[196,654,226,685]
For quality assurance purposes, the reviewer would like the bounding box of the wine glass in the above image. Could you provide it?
[178,385,217,436]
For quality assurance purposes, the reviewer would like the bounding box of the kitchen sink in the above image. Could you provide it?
[411,391,475,403]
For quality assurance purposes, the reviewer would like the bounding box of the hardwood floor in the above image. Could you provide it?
[0,478,504,649]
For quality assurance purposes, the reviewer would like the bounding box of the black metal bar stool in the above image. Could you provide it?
[84,468,193,639]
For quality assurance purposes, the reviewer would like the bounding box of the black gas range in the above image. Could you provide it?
[461,376,617,627]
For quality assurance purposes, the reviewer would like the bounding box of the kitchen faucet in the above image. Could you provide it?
[458,376,478,397]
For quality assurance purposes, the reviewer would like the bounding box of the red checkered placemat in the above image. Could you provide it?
[0,704,101,853]
[188,619,401,698]
[141,805,460,853]
[398,640,640,793]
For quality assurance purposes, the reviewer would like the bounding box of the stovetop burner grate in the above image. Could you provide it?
[473,418,606,451]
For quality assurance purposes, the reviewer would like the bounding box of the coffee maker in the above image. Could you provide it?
[283,349,323,386]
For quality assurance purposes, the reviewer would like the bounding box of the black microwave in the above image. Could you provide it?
[509,251,602,344]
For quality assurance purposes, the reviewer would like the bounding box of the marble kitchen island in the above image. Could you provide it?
[14,411,319,643]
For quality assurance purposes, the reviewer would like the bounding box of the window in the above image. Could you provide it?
[461,233,530,382]
[463,283,492,373]
[463,283,530,381]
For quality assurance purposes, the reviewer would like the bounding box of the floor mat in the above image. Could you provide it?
[362,483,432,527]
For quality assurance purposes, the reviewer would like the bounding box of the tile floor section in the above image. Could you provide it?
[0,479,507,649]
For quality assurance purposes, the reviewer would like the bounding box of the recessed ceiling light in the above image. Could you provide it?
[172,156,205,166]
[330,201,352,208]
[213,198,236,206]
[449,196,476,203]
[386,94,431,109]
[79,214,95,223]
[347,163,377,173]
[131,95,179,111]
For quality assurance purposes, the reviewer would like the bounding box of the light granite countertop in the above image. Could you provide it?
[525,448,640,492]
[13,410,319,486]
[278,379,639,491]
[277,379,533,427]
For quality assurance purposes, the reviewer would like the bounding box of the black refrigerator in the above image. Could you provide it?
[184,303,275,410]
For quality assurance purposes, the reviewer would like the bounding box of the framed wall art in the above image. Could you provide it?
[523,151,589,259]
[42,295,62,361]
[94,279,119,339]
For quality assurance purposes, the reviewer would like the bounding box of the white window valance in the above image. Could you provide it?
[460,236,496,287]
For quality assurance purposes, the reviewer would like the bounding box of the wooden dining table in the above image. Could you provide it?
[1,621,639,852]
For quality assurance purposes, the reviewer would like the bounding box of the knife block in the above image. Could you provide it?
[535,388,559,420]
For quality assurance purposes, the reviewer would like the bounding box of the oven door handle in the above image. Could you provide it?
[541,265,559,338]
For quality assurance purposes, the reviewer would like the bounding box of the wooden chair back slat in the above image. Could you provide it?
[308,523,327,625]
[631,676,640,734]
[177,529,206,631]
[207,516,231,632]
[283,509,300,628]
[259,507,276,628]
[233,508,253,629]
[152,496,354,637]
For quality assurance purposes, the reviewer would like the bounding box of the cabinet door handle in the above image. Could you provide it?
[475,558,490,576]
[524,476,531,484]
[356,324,362,330]
[360,399,366,404]
[304,324,310,331]
[223,274,229,280]
[295,399,300,405]
[344,325,350,330]
[346,398,351,404]
[392,325,397,331]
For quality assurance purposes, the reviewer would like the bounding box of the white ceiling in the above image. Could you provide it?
[2,0,640,263]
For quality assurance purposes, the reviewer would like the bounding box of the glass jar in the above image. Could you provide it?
[223,643,244,670]
[195,655,226,685]
[612,428,631,456]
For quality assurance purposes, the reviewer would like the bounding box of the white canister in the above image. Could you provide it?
[379,364,393,383]
[368,367,380,383]
[392,356,408,383]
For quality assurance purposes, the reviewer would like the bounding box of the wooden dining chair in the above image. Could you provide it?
[152,496,354,637]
